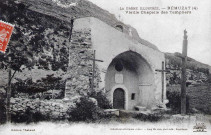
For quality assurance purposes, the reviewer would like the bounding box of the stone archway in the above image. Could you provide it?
[105,51,155,110]
[113,88,125,109]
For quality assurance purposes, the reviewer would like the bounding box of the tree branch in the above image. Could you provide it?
[9,70,17,85]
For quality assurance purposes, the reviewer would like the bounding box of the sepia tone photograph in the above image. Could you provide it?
[0,0,210,134]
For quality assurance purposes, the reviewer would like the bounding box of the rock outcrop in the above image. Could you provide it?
[19,0,159,50]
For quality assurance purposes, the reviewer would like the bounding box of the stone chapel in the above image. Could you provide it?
[67,17,167,110]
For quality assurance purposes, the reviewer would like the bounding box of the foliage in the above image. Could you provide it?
[196,68,210,75]
[133,113,164,122]
[11,74,65,98]
[39,74,63,90]
[0,95,6,124]
[11,107,50,124]
[12,78,45,95]
[0,1,70,84]
[67,97,101,122]
[168,72,181,85]
[0,1,36,72]
[208,74,211,83]
[166,91,190,114]
[67,90,112,122]
[89,91,112,109]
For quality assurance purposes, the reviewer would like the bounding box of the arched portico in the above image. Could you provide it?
[105,51,155,110]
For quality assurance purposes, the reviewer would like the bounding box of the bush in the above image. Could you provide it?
[133,113,164,122]
[12,75,65,99]
[208,74,211,83]
[11,107,50,123]
[67,97,101,122]
[89,91,112,109]
[0,97,6,124]
[166,91,190,114]
[0,88,6,124]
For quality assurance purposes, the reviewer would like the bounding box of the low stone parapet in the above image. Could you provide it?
[10,98,74,119]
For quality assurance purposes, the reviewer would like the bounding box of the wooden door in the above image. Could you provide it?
[113,88,125,109]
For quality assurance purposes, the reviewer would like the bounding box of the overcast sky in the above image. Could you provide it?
[87,0,211,66]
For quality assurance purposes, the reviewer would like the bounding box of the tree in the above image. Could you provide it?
[208,74,211,83]
[0,0,71,122]
[0,1,37,122]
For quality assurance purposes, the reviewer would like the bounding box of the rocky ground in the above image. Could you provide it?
[167,84,211,114]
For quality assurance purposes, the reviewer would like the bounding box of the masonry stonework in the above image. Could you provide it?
[65,28,101,98]
[72,17,167,110]
[10,98,74,119]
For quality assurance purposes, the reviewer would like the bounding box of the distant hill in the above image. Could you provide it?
[165,52,211,86]
[165,52,211,73]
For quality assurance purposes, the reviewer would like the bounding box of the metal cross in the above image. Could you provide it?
[155,61,169,102]
[82,50,103,92]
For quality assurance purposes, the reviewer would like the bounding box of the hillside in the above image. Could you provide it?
[165,52,211,86]
[19,0,158,50]
[0,0,160,91]
[165,52,211,72]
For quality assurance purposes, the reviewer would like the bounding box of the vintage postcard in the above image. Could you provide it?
[0,0,210,135]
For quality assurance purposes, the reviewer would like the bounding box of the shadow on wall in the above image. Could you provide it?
[105,51,155,110]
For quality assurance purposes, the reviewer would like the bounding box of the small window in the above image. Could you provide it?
[115,61,123,72]
[131,93,135,100]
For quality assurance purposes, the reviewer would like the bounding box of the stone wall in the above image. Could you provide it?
[10,98,74,119]
[167,85,211,113]
[65,28,101,98]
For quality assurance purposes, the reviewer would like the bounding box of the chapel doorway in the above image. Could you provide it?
[113,88,125,109]
[105,51,154,110]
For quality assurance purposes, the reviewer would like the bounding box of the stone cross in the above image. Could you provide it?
[155,61,169,102]
[164,30,188,115]
[82,50,103,92]
[181,29,188,115]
